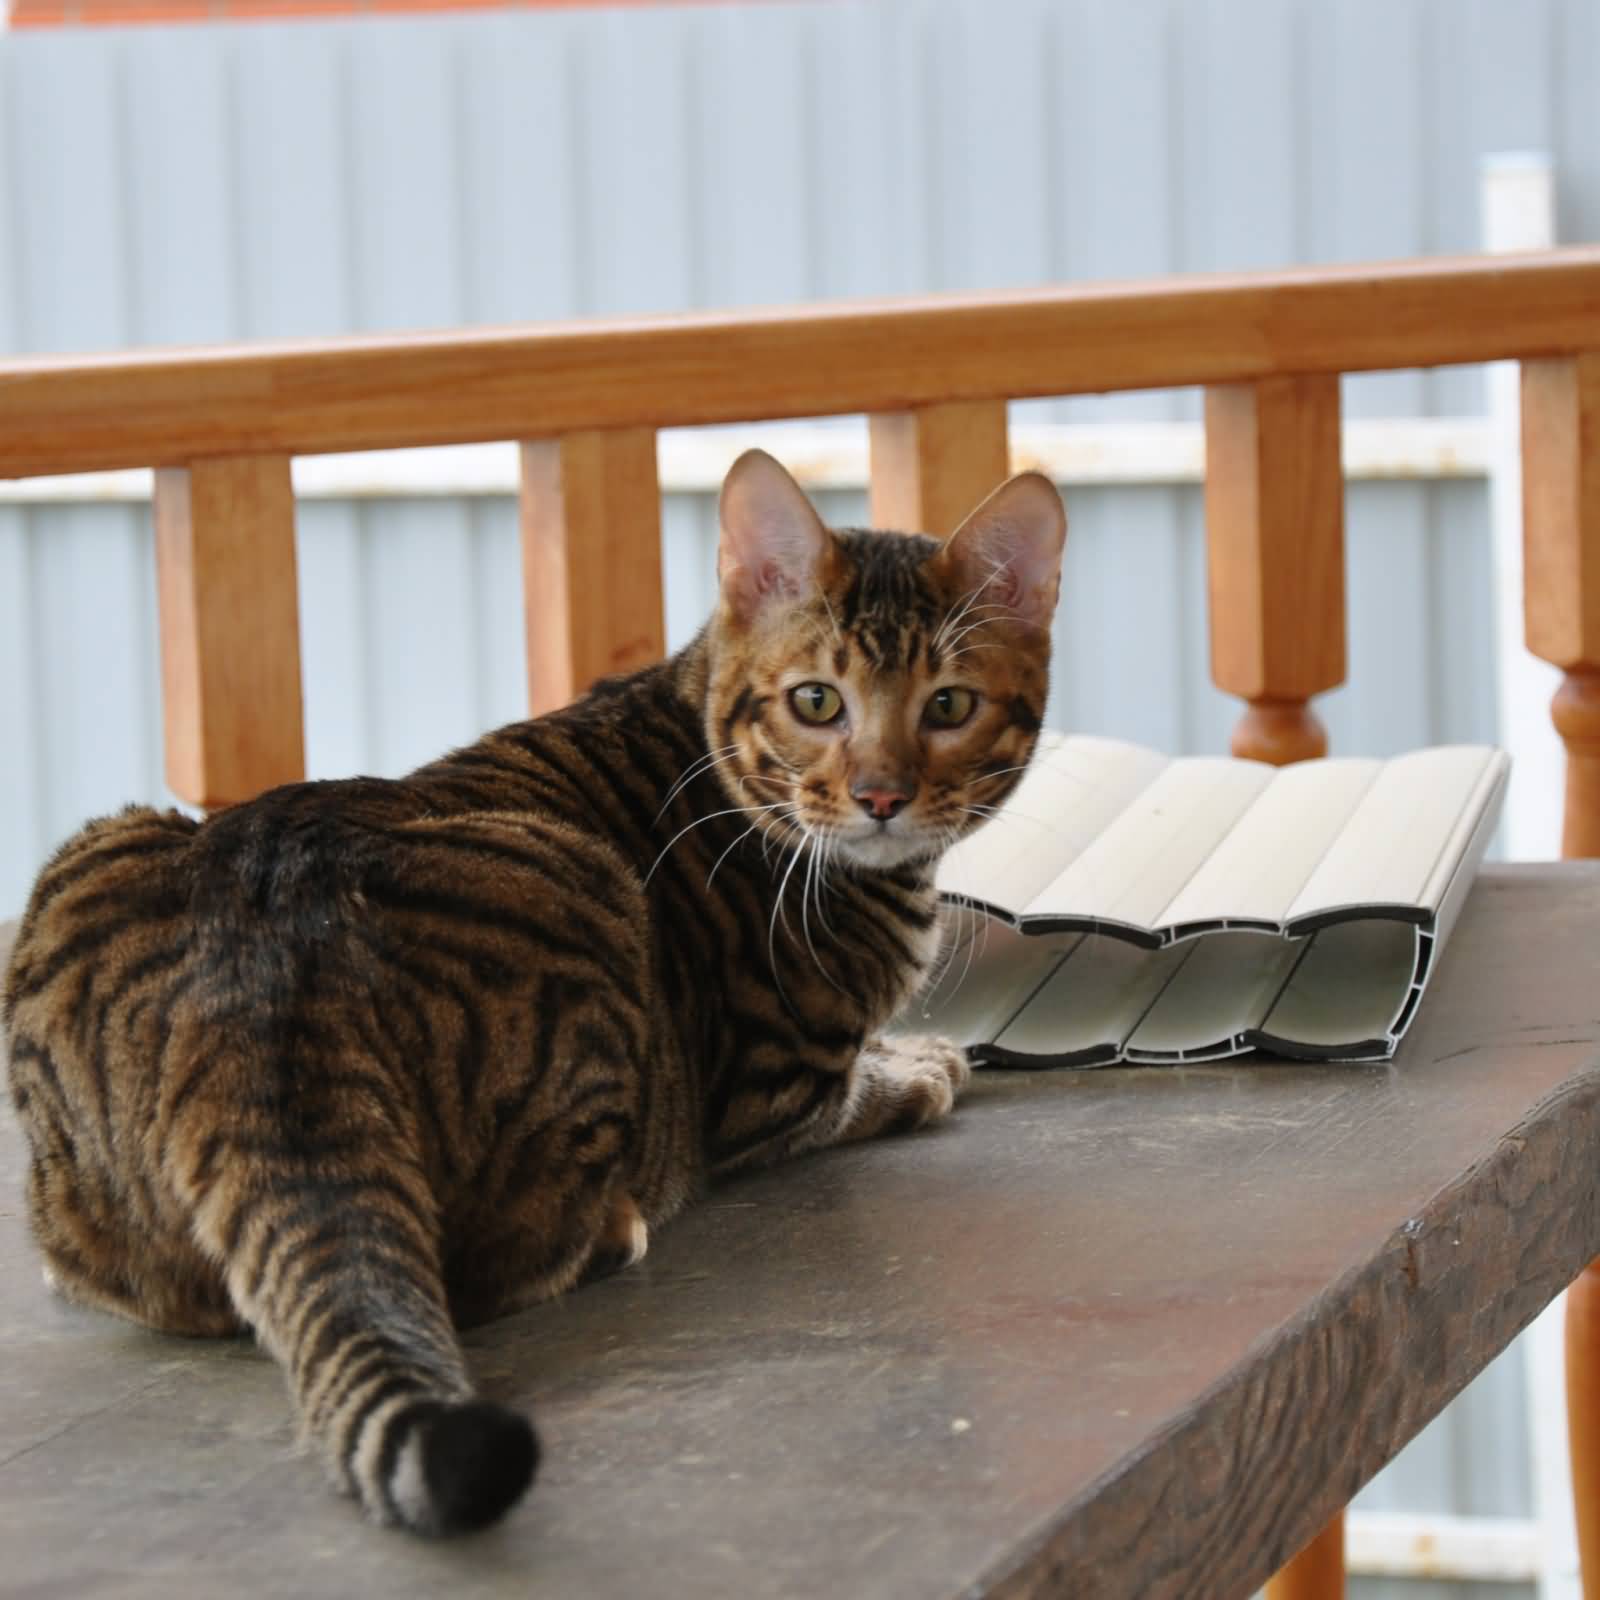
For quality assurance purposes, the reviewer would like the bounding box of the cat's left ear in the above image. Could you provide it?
[936,471,1067,627]
[717,449,836,625]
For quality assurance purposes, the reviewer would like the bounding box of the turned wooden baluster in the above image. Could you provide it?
[1522,350,1600,1599]
[868,399,1010,536]
[1206,374,1348,1600]
[1266,1513,1346,1600]
[520,428,666,716]
[153,455,305,810]
[1205,375,1346,767]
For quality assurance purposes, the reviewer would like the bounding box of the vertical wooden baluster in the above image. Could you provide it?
[1266,1512,1345,1600]
[153,455,305,810]
[1523,350,1600,1599]
[1209,375,1348,1600]
[1572,1278,1600,1600]
[1205,375,1346,767]
[868,399,1010,536]
[1524,353,1600,853]
[520,428,665,716]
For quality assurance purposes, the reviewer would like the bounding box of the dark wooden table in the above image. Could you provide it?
[4,864,1600,1600]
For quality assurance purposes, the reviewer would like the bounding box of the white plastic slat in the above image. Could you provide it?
[1257,920,1416,1050]
[1160,760,1382,929]
[1030,758,1274,929]
[1287,747,1504,920]
[909,921,1078,1053]
[992,936,1192,1062]
[937,736,1170,919]
[1123,933,1303,1060]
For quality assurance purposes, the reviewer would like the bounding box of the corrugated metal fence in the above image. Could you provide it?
[3,2,1599,1593]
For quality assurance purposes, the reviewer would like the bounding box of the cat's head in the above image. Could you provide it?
[705,449,1066,870]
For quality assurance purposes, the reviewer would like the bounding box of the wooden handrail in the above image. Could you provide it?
[2,250,1600,480]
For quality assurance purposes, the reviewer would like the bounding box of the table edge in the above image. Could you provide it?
[972,1056,1600,1600]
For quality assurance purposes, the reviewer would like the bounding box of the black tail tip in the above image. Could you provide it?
[419,1401,539,1536]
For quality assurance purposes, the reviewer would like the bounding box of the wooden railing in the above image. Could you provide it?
[3,250,1599,814]
[4,248,1600,1598]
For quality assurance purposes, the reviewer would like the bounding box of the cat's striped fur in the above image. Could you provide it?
[2,452,1065,1535]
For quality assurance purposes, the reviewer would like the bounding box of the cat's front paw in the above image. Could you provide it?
[858,1034,972,1135]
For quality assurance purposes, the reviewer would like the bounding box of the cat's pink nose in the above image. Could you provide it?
[852,785,914,821]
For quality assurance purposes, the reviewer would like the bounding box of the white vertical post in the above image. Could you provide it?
[1483,151,1562,860]
[1484,149,1582,1600]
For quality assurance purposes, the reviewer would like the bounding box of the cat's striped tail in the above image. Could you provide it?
[175,1114,537,1534]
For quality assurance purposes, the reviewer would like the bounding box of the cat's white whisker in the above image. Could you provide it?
[766,825,816,1007]
[922,853,973,1004]
[941,621,1009,655]
[810,831,841,940]
[950,894,985,1005]
[932,581,1005,653]
[960,805,1050,832]
[654,744,741,821]
[819,589,844,648]
[799,839,845,994]
[645,801,787,885]
[705,806,799,890]
[925,830,991,1013]
[762,814,806,867]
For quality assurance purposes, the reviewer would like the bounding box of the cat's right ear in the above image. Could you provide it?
[938,471,1067,628]
[717,449,835,626]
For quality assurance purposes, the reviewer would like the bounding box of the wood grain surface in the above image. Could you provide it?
[152,455,306,809]
[519,429,666,715]
[3,251,1599,478]
[1523,353,1600,858]
[867,401,1010,538]
[1205,374,1345,766]
[1263,1512,1345,1600]
[1523,353,1600,672]
[3,866,1599,1600]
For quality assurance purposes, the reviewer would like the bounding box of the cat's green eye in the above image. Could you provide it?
[790,683,844,725]
[925,686,978,728]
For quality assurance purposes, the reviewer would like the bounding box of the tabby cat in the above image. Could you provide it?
[2,449,1065,1536]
